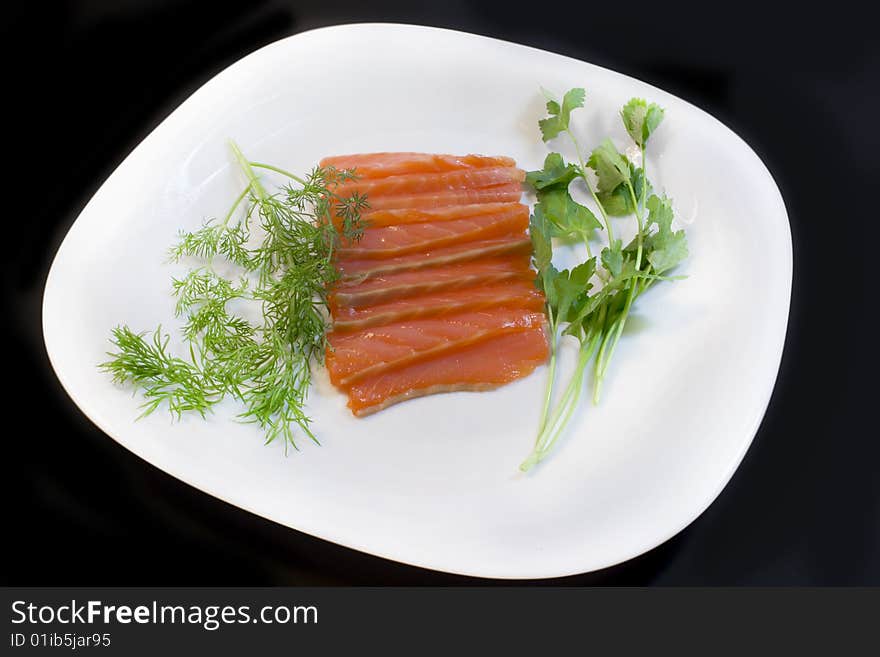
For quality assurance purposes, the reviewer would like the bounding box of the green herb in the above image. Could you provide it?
[100,141,367,451]
[521,89,687,471]
[621,97,665,149]
[538,88,586,142]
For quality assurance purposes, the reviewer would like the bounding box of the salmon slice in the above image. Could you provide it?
[361,184,522,211]
[320,153,516,179]
[336,235,532,279]
[359,202,525,228]
[330,167,525,198]
[346,328,549,416]
[331,257,533,307]
[337,207,528,259]
[326,309,547,387]
[331,280,544,331]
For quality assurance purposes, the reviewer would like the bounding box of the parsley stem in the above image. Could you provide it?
[593,309,615,404]
[581,230,594,259]
[521,330,600,471]
[536,309,557,435]
[640,145,646,179]
[594,181,645,400]
[566,128,614,245]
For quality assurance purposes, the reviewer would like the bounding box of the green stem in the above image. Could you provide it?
[590,304,610,402]
[229,141,268,201]
[249,161,309,186]
[222,186,250,227]
[529,359,583,462]
[594,181,645,395]
[565,128,614,245]
[581,230,594,259]
[592,315,616,404]
[541,335,599,458]
[536,311,558,435]
[521,369,580,471]
[521,330,600,472]
[640,144,646,184]
[627,181,646,266]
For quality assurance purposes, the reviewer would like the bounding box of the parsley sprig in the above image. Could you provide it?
[101,141,367,451]
[521,90,688,471]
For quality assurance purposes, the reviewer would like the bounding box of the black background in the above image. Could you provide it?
[3,1,877,585]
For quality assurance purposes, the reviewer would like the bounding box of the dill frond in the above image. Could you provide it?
[100,326,220,420]
[102,141,367,451]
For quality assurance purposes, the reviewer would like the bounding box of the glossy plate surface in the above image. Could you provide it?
[43,24,791,578]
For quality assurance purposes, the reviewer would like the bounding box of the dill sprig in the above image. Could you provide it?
[102,325,220,420]
[100,141,367,451]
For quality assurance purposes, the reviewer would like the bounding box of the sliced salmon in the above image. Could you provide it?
[320,153,516,179]
[360,184,522,212]
[322,150,544,417]
[336,235,532,279]
[346,328,549,416]
[337,207,528,259]
[330,167,525,198]
[326,309,546,387]
[358,202,525,228]
[331,257,533,307]
[331,280,544,331]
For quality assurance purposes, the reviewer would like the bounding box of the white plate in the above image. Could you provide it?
[42,23,791,578]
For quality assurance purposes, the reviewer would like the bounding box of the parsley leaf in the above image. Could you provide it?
[539,88,586,142]
[596,160,652,216]
[645,195,688,273]
[621,98,665,148]
[645,193,674,233]
[526,152,580,190]
[522,89,685,473]
[587,138,631,193]
[648,231,688,273]
[601,239,624,278]
[553,259,597,324]
[529,207,554,275]
[537,186,602,239]
[596,185,632,216]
